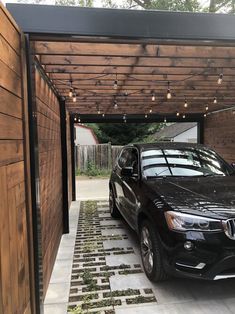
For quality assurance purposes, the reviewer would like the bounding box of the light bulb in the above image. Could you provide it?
[176,112,180,117]
[205,105,209,111]
[183,114,186,119]
[102,113,105,117]
[151,94,155,101]
[72,93,77,102]
[164,117,167,123]
[98,110,101,114]
[74,117,77,122]
[69,88,73,97]
[213,97,217,104]
[78,118,81,122]
[149,109,152,113]
[218,73,223,84]
[113,80,118,89]
[204,113,207,117]
[167,89,171,99]
[184,100,188,108]
[145,114,148,118]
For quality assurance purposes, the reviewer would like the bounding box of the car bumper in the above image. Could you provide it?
[162,230,235,280]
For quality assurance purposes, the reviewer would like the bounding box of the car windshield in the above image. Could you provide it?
[141,147,232,178]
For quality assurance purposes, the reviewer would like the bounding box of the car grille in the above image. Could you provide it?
[224,219,235,240]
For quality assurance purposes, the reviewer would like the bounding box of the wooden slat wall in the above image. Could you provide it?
[35,67,63,297]
[66,111,72,208]
[204,111,235,163]
[0,4,32,314]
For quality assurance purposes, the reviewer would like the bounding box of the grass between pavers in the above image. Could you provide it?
[68,200,157,314]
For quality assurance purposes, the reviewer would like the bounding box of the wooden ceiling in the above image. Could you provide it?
[32,40,235,116]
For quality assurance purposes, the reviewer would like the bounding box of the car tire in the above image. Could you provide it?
[109,187,120,218]
[140,220,168,282]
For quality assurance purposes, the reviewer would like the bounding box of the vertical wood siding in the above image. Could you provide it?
[204,111,235,163]
[0,4,32,314]
[35,68,63,297]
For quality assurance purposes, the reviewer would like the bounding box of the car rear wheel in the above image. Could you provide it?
[140,220,168,282]
[109,187,120,218]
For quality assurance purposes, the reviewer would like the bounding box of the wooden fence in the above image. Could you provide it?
[76,143,123,171]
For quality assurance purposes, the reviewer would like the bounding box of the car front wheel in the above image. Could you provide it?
[140,220,168,282]
[109,187,120,218]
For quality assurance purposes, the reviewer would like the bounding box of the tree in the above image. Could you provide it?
[88,123,162,145]
[207,0,235,13]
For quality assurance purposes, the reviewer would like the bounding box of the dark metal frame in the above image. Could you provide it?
[25,35,44,314]
[59,98,70,234]
[6,4,235,42]
[70,115,76,201]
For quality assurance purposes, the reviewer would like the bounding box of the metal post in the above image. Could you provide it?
[197,119,204,144]
[70,115,76,201]
[25,35,43,314]
[59,98,69,234]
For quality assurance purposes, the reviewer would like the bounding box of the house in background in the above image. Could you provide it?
[74,124,99,145]
[154,122,198,143]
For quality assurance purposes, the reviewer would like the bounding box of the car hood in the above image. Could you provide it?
[144,176,235,219]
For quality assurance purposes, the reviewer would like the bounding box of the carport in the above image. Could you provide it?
[1,3,235,313]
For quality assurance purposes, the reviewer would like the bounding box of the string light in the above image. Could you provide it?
[151,93,155,101]
[164,117,167,123]
[97,109,101,114]
[149,109,152,113]
[204,113,207,117]
[182,114,186,119]
[184,99,188,108]
[114,100,118,109]
[113,73,118,89]
[167,82,172,99]
[213,97,217,104]
[145,114,148,118]
[205,105,209,111]
[176,112,180,117]
[102,113,105,117]
[69,88,73,98]
[218,73,223,84]
[72,92,77,102]
[78,118,81,122]
[74,116,77,122]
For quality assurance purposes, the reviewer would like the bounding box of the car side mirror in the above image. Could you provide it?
[121,166,134,177]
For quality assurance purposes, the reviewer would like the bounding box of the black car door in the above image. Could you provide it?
[121,147,141,228]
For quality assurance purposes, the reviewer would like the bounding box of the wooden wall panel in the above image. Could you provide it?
[66,111,72,208]
[0,4,33,314]
[35,67,63,296]
[204,110,235,163]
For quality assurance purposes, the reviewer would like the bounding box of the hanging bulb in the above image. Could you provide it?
[145,114,148,118]
[78,118,81,122]
[204,113,207,117]
[113,80,118,90]
[74,116,77,122]
[97,110,101,114]
[218,73,223,85]
[182,114,186,119]
[167,82,171,99]
[205,105,209,111]
[213,97,217,104]
[151,93,155,101]
[72,93,77,102]
[102,113,105,117]
[114,100,118,109]
[149,109,152,113]
[69,88,73,98]
[184,100,188,108]
[176,112,180,117]
[124,119,127,123]
[164,117,167,123]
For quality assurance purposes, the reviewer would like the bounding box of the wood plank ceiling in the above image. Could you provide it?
[33,40,235,117]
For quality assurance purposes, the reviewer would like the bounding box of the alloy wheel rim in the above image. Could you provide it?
[141,226,154,274]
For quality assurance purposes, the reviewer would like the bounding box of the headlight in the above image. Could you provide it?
[165,211,222,232]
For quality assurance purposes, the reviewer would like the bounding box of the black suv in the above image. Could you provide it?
[109,142,235,282]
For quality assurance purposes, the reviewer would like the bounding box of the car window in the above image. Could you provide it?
[118,149,129,168]
[118,148,139,174]
[141,148,232,177]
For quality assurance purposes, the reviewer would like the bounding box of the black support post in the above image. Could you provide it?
[25,35,43,314]
[70,115,76,201]
[197,119,204,144]
[59,98,69,234]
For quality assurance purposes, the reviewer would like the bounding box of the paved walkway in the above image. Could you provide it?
[44,179,235,314]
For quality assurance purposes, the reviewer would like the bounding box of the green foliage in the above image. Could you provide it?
[76,161,111,177]
[87,123,161,145]
[68,305,83,314]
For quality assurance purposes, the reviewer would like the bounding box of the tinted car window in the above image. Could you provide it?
[141,148,232,177]
[118,149,129,168]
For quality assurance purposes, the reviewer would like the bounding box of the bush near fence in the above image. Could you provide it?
[75,143,123,173]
